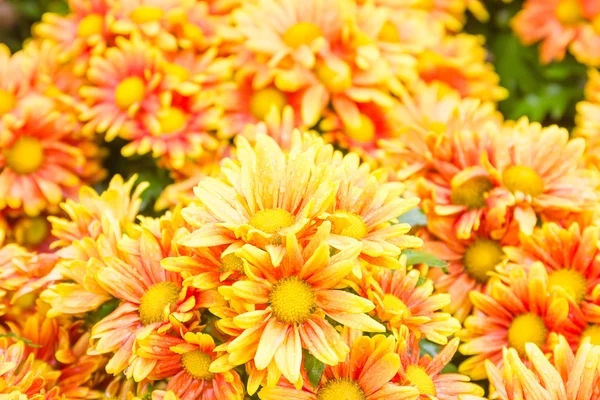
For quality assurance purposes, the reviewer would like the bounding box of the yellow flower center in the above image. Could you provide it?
[249,208,295,234]
[378,21,400,42]
[0,90,16,116]
[502,166,544,197]
[316,378,366,400]
[181,349,214,381]
[582,324,600,346]
[4,137,45,175]
[14,216,50,247]
[138,282,180,325]
[220,253,244,273]
[130,5,164,24]
[115,77,146,110]
[450,176,494,210]
[548,269,587,303]
[463,239,503,283]
[282,22,323,49]
[77,14,104,37]
[165,63,190,82]
[345,113,375,143]
[331,212,368,240]
[157,107,188,134]
[249,88,287,121]
[269,276,316,325]
[507,313,548,355]
[315,61,352,93]
[555,0,584,25]
[405,365,437,396]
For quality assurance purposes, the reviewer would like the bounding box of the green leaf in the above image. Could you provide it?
[84,298,121,327]
[441,363,458,373]
[303,350,325,389]
[416,276,427,287]
[418,339,441,358]
[403,249,448,269]
[0,332,41,348]
[396,208,427,227]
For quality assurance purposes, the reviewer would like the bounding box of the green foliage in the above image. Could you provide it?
[303,350,326,389]
[396,208,427,227]
[403,249,448,269]
[0,332,42,347]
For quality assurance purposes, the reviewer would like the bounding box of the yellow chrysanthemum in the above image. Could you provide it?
[575,68,600,166]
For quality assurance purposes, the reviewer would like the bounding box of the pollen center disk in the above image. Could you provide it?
[0,90,16,115]
[77,14,104,37]
[269,276,316,325]
[249,88,287,121]
[555,0,584,25]
[502,165,544,197]
[249,208,295,234]
[316,378,366,400]
[548,269,587,303]
[5,136,45,175]
[220,253,244,273]
[157,107,188,134]
[507,313,548,355]
[463,239,504,283]
[282,22,323,49]
[130,5,164,24]
[138,282,180,325]
[331,211,368,240]
[345,113,375,143]
[14,216,50,247]
[406,365,437,396]
[181,349,214,381]
[115,77,146,110]
[450,175,494,210]
[582,324,600,345]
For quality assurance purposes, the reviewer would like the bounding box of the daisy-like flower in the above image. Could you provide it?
[416,34,508,102]
[486,335,600,400]
[0,97,104,216]
[324,152,422,273]
[395,334,485,399]
[42,175,146,316]
[178,132,337,266]
[364,268,461,344]
[258,331,419,400]
[379,82,502,181]
[134,332,244,400]
[89,216,223,376]
[33,0,113,75]
[213,223,385,388]
[0,44,35,120]
[458,263,583,381]
[79,35,168,140]
[421,215,516,321]
[512,0,600,66]
[575,68,600,166]
[485,117,599,235]
[505,222,600,324]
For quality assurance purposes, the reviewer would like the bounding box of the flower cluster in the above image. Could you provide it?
[2,0,600,400]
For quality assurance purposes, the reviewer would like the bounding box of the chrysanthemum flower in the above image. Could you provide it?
[88,216,222,376]
[364,268,461,345]
[504,222,600,325]
[0,97,104,216]
[42,175,146,315]
[33,0,113,75]
[421,215,516,321]
[258,332,419,400]
[458,263,583,381]
[395,334,485,399]
[79,35,168,140]
[575,68,600,166]
[416,34,507,102]
[486,335,600,400]
[0,44,35,120]
[512,0,600,66]
[134,332,244,399]
[178,133,337,266]
[485,117,598,235]
[213,224,385,388]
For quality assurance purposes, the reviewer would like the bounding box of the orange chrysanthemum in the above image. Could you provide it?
[458,263,584,381]
[364,268,461,344]
[512,0,600,66]
[212,224,385,388]
[575,68,600,166]
[486,335,600,400]
[0,44,35,121]
[0,97,104,217]
[485,117,599,235]
[395,334,485,399]
[258,331,419,400]
[134,332,244,400]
